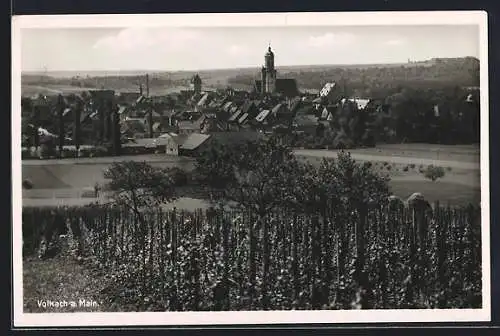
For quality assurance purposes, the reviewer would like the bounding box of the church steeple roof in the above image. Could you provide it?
[265,44,274,57]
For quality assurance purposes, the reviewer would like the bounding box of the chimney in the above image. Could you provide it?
[139,84,143,96]
[146,74,150,97]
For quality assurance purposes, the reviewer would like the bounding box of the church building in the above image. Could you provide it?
[254,45,299,98]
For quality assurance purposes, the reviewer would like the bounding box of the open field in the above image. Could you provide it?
[21,144,481,208]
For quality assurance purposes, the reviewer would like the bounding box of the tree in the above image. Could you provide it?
[57,94,65,157]
[291,152,390,308]
[73,98,82,154]
[194,138,303,308]
[423,165,445,182]
[110,99,121,156]
[103,161,177,215]
[103,161,177,288]
[194,138,301,215]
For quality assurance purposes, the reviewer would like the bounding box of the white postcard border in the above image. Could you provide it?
[12,11,491,327]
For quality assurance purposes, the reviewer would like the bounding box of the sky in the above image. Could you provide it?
[20,25,479,72]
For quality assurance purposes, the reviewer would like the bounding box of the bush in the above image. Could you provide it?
[423,165,446,182]
[409,164,416,169]
[403,165,409,172]
[22,149,33,159]
[79,148,90,158]
[168,167,189,187]
[61,148,76,158]
[22,179,34,189]
[94,146,109,157]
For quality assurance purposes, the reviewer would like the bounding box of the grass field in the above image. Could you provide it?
[21,144,481,208]
[299,145,481,206]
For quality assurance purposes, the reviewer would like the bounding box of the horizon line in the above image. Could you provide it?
[21,56,479,76]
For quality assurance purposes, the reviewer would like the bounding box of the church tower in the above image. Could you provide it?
[261,45,277,94]
[191,74,202,94]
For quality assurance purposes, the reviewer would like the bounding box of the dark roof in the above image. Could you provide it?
[180,133,211,150]
[271,103,285,115]
[159,109,176,118]
[210,131,262,145]
[122,119,146,134]
[215,110,230,120]
[254,79,298,97]
[240,100,256,114]
[118,92,141,102]
[289,97,302,113]
[80,111,91,124]
[197,93,210,107]
[89,90,115,99]
[253,100,263,108]
[178,120,202,130]
[275,79,299,97]
[172,133,189,145]
[295,105,315,116]
[294,114,319,127]
[157,132,189,146]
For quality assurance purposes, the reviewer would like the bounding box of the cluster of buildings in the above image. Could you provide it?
[21,46,481,159]
[112,45,377,155]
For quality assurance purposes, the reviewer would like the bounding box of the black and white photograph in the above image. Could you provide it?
[12,11,490,327]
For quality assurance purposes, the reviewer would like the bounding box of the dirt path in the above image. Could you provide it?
[22,154,194,166]
[294,150,479,170]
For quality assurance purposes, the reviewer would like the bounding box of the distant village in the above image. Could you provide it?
[21,45,479,159]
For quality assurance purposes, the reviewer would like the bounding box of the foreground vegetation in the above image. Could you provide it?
[23,201,481,311]
[22,140,482,311]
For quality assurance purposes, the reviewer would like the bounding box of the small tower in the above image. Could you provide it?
[191,74,202,94]
[262,44,277,95]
